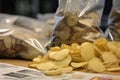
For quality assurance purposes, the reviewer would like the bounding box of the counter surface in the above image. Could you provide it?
[0,59,31,67]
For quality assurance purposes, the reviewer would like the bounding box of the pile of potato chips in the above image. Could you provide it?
[29,38,120,76]
[52,11,103,46]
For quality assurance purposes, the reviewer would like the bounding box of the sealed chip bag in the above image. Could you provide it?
[105,0,120,41]
[50,0,105,46]
[0,24,47,60]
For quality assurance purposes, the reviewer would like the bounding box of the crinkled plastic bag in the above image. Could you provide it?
[14,16,53,39]
[0,13,18,24]
[0,24,47,60]
[50,0,105,46]
[0,13,53,40]
[105,0,120,41]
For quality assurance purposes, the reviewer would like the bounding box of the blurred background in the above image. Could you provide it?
[0,0,112,31]
[0,0,58,18]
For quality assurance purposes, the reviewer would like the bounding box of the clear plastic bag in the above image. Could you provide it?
[0,13,53,40]
[0,23,47,60]
[14,16,53,39]
[0,13,18,24]
[105,0,120,41]
[50,0,105,46]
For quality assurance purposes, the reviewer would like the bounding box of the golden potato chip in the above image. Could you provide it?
[57,67,73,73]
[72,26,85,33]
[61,44,72,51]
[33,55,49,63]
[53,55,71,67]
[102,52,118,63]
[71,62,88,68]
[49,49,69,61]
[71,55,84,62]
[116,48,120,58]
[93,45,102,55]
[107,41,118,52]
[43,69,61,76]
[66,15,78,26]
[55,26,71,41]
[71,43,80,49]
[50,46,61,51]
[70,49,84,62]
[106,67,120,72]
[80,42,96,61]
[88,57,105,72]
[93,38,108,51]
[4,36,12,49]
[43,54,49,59]
[107,42,120,58]
[37,61,55,71]
[87,65,93,71]
[32,57,41,62]
[103,62,113,68]
[28,62,39,68]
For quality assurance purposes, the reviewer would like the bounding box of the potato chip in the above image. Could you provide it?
[88,57,105,72]
[80,42,96,61]
[4,36,12,49]
[93,38,108,51]
[71,43,81,49]
[102,52,118,63]
[57,67,73,73]
[50,46,61,51]
[107,41,118,52]
[49,49,69,61]
[43,69,61,76]
[28,62,39,68]
[42,54,49,60]
[93,45,102,55]
[106,67,120,72]
[37,61,55,71]
[71,62,88,68]
[55,26,71,41]
[71,56,84,62]
[116,48,120,58]
[32,57,41,62]
[53,55,71,67]
[61,44,72,50]
[66,15,78,26]
[70,49,84,62]
[103,62,113,68]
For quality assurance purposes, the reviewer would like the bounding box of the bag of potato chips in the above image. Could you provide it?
[105,0,120,41]
[0,24,47,60]
[50,0,105,46]
[0,14,54,60]
[0,13,18,24]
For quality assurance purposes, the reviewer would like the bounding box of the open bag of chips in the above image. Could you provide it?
[27,0,120,76]
[0,14,53,60]
[105,0,120,41]
[50,0,105,47]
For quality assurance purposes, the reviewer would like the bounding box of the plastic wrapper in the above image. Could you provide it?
[105,0,120,41]
[0,20,50,60]
[14,16,53,39]
[37,13,55,25]
[50,0,105,46]
[0,13,18,24]
[0,14,54,60]
[0,13,53,40]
